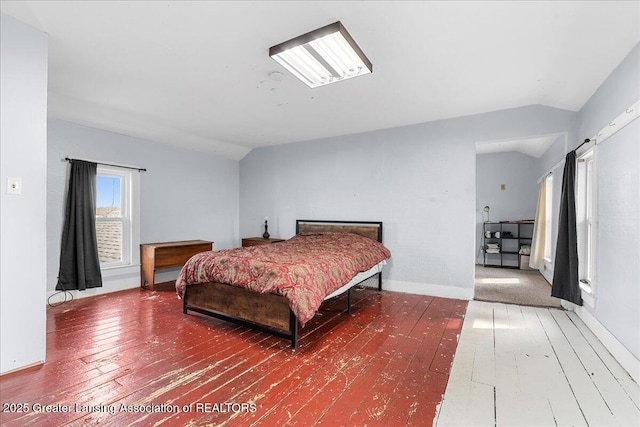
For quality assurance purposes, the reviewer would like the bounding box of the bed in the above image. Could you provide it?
[176,220,390,348]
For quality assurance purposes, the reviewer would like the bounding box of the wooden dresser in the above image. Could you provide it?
[241,237,285,247]
[140,240,213,290]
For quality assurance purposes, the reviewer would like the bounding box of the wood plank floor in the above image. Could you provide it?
[0,284,466,426]
[436,301,640,427]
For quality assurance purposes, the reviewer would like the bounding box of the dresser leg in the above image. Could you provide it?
[141,265,155,291]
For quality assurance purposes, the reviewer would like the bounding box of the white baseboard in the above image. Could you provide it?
[46,266,182,305]
[1,360,44,377]
[384,280,474,300]
[46,273,139,304]
[574,305,640,384]
[49,277,474,303]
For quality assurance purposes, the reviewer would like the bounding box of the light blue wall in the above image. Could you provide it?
[475,151,539,263]
[576,42,640,360]
[0,14,48,374]
[538,133,568,177]
[240,105,577,298]
[578,43,640,144]
[47,120,240,293]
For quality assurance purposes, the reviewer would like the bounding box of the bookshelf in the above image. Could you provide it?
[482,221,534,268]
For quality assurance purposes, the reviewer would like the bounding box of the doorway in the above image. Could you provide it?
[474,134,564,308]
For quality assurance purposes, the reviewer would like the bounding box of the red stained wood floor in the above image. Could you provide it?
[0,283,466,426]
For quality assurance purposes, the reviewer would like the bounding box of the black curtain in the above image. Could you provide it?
[551,150,582,305]
[56,160,103,291]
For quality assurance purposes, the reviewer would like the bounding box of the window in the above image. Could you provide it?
[544,174,553,261]
[96,166,131,268]
[576,149,596,295]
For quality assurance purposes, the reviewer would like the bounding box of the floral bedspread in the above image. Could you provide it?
[176,232,391,326]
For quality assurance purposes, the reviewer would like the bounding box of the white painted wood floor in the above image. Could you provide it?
[436,301,640,427]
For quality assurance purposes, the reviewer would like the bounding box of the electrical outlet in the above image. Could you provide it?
[7,177,22,195]
[501,184,506,190]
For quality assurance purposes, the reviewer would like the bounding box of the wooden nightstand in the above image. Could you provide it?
[242,237,285,247]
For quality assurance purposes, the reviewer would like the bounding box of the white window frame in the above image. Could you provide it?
[543,174,553,261]
[96,166,137,270]
[576,147,597,306]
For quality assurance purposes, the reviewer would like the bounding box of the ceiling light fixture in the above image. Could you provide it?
[269,21,372,88]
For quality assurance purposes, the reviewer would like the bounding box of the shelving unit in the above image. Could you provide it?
[482,221,534,269]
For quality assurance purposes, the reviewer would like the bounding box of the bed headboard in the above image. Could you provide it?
[296,220,383,243]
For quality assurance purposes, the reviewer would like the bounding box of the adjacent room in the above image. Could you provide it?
[1,1,638,426]
[474,135,564,308]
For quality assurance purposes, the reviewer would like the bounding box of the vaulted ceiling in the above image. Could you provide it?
[2,1,638,160]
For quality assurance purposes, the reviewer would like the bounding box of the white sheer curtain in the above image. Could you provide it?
[529,176,547,269]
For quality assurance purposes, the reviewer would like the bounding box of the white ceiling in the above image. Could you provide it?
[1,1,639,160]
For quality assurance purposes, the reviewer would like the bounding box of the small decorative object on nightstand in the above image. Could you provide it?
[263,216,270,239]
[242,237,285,247]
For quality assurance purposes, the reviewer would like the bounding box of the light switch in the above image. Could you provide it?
[501,184,506,190]
[7,177,22,195]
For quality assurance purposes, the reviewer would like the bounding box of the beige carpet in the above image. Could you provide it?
[474,265,562,308]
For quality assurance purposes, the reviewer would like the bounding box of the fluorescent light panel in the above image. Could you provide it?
[269,21,372,88]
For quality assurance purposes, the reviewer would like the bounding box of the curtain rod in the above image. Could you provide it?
[573,138,591,153]
[538,137,591,183]
[64,157,147,172]
[535,101,638,184]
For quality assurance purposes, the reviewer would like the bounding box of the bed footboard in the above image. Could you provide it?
[183,282,299,348]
